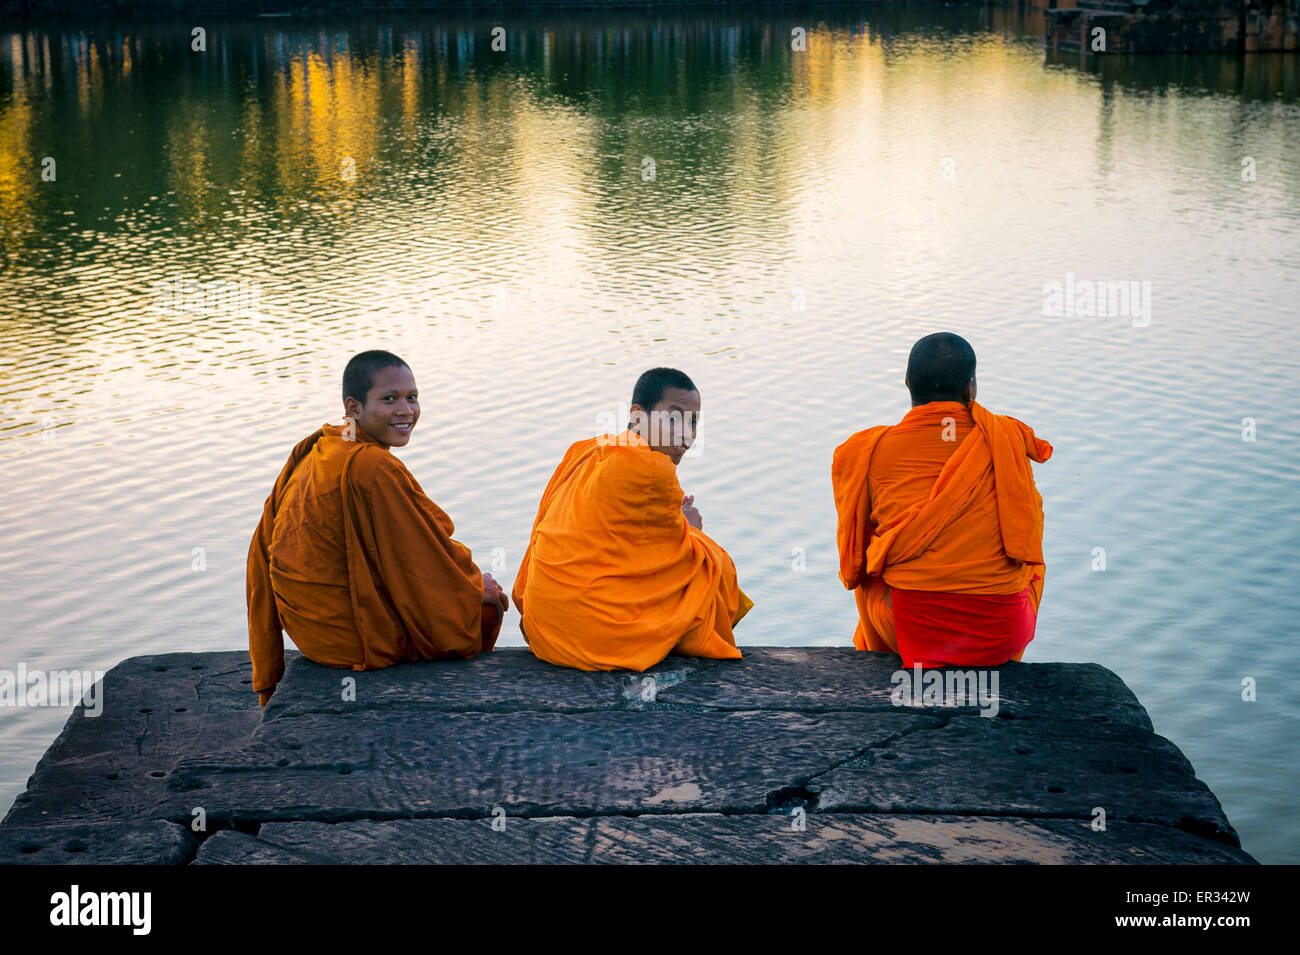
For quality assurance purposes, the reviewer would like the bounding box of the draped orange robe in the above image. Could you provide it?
[832,400,1052,662]
[247,422,498,704]
[512,431,753,672]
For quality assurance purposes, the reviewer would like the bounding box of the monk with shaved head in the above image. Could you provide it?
[513,367,752,671]
[832,333,1053,667]
[246,350,508,706]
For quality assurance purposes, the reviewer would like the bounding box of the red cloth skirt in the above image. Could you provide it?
[890,585,1036,668]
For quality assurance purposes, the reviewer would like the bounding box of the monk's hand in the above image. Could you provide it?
[682,494,703,530]
[482,572,509,613]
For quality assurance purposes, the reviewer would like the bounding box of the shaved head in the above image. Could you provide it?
[906,333,977,405]
[631,367,697,412]
[342,350,409,405]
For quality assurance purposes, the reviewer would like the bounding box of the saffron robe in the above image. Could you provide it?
[512,431,752,671]
[247,422,498,704]
[832,400,1052,667]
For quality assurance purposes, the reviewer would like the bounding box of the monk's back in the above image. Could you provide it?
[524,442,690,661]
[515,434,748,672]
[531,442,681,583]
[869,401,1028,594]
[267,431,361,667]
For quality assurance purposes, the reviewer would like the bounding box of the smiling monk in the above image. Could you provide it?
[513,367,752,671]
[832,333,1053,668]
[246,350,507,706]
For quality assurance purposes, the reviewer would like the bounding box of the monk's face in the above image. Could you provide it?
[346,364,420,448]
[631,387,701,466]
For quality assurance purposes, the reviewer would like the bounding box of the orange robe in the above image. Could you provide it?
[247,422,498,703]
[512,431,752,671]
[832,400,1052,664]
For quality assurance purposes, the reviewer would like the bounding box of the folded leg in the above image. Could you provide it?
[852,576,898,654]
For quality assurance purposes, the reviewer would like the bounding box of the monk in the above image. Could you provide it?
[832,333,1053,668]
[247,350,508,706]
[512,367,752,671]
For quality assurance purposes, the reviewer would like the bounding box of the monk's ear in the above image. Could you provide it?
[343,396,360,420]
[963,378,977,404]
[628,403,647,433]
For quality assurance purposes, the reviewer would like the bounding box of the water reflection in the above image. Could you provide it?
[4,8,1297,254]
[1046,48,1300,101]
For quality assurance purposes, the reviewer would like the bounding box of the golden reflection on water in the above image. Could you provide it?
[1,13,1294,233]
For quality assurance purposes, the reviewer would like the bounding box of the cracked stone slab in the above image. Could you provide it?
[1,651,263,829]
[0,822,197,865]
[262,649,726,719]
[191,814,1255,865]
[1,649,1254,864]
[153,710,940,824]
[652,648,1153,729]
[814,717,1240,846]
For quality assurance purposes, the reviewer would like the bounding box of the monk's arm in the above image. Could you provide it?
[356,455,493,657]
[246,497,285,708]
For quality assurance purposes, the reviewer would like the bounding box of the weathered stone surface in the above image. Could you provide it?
[0,648,1254,864]
[0,822,196,866]
[815,717,1237,844]
[156,709,940,823]
[262,648,724,718]
[652,648,1153,730]
[1,651,263,829]
[264,647,1151,727]
[191,815,1254,865]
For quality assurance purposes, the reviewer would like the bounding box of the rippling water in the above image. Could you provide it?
[1,6,1297,863]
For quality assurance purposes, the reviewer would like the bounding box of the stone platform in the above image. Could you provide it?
[0,648,1255,864]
